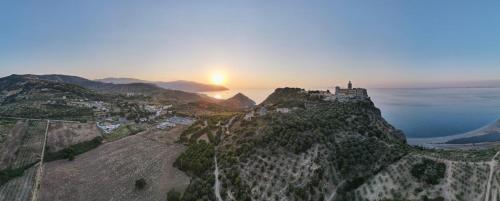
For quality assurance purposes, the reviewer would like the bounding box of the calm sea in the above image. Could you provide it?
[202,88,500,138]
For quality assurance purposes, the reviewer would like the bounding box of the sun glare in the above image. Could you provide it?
[211,73,225,85]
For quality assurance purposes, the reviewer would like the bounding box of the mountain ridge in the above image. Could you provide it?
[95,77,228,92]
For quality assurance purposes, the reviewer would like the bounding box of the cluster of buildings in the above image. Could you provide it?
[140,104,173,122]
[97,121,121,133]
[156,116,195,129]
[318,81,369,102]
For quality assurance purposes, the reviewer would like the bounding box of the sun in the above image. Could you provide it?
[211,73,225,85]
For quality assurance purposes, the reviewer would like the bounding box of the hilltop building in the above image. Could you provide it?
[318,81,368,102]
[334,81,368,99]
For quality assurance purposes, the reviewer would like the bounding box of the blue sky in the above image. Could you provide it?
[1,0,500,88]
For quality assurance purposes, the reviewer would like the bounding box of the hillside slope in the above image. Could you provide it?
[96,77,228,92]
[0,75,100,120]
[178,87,408,201]
[15,74,211,103]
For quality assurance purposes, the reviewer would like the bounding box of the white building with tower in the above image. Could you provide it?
[321,81,369,102]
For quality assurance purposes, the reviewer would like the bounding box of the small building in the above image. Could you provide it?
[276,108,291,113]
[97,122,120,134]
[157,121,176,129]
[166,116,195,126]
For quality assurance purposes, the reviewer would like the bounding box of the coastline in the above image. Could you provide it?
[408,119,500,149]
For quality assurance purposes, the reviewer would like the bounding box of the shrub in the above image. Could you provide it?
[45,136,102,161]
[166,188,181,201]
[135,178,146,190]
[411,159,446,185]
[174,141,214,176]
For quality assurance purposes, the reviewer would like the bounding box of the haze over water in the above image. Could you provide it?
[204,87,500,138]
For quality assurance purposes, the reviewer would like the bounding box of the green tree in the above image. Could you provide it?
[167,189,181,201]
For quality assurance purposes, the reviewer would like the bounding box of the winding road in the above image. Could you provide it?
[214,155,223,201]
[213,116,236,201]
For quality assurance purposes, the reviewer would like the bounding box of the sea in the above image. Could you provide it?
[202,87,500,139]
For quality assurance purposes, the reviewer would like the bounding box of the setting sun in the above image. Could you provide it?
[211,73,226,85]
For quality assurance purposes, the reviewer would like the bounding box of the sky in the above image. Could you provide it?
[1,0,500,89]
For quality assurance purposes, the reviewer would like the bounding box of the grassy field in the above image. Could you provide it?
[103,123,145,142]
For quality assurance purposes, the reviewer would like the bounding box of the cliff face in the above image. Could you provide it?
[181,87,409,201]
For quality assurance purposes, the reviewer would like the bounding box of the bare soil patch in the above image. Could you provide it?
[39,129,189,201]
[45,121,102,153]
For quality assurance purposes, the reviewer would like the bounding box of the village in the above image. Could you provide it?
[44,94,196,134]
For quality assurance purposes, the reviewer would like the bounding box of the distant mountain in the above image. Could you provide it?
[219,93,256,110]
[0,74,101,120]
[23,74,211,103]
[95,77,228,92]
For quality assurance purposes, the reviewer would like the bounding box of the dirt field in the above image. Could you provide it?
[45,121,102,153]
[0,119,47,169]
[39,126,190,201]
[0,120,28,169]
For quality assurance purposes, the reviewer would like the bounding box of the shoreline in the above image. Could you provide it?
[408,119,500,149]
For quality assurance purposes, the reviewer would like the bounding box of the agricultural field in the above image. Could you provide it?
[0,118,17,144]
[0,165,38,201]
[102,123,145,142]
[39,126,190,201]
[354,154,490,201]
[0,118,48,201]
[236,144,337,201]
[45,121,102,153]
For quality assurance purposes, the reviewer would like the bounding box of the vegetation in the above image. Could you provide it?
[103,124,144,142]
[184,88,411,201]
[0,162,36,186]
[411,159,446,185]
[414,146,498,162]
[179,112,236,144]
[0,104,94,122]
[174,141,214,177]
[45,136,103,162]
[0,118,17,143]
[166,189,181,201]
[135,178,146,190]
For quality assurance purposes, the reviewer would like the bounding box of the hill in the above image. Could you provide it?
[0,74,100,120]
[178,87,408,201]
[95,77,228,92]
[17,74,212,104]
[219,93,256,110]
